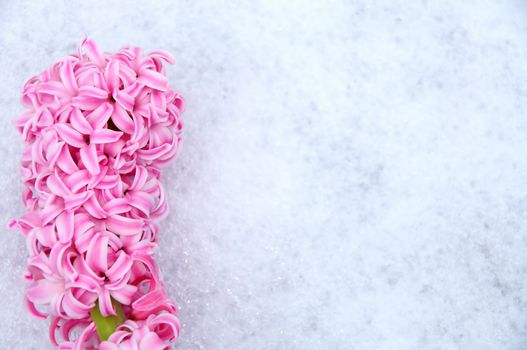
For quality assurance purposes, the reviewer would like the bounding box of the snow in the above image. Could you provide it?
[2,0,527,349]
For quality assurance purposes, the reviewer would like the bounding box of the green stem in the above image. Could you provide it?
[90,299,126,341]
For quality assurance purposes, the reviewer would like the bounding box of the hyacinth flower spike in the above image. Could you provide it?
[9,36,184,349]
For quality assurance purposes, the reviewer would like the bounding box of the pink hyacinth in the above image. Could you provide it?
[9,36,183,349]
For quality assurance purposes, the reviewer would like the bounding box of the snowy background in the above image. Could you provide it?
[1,0,527,349]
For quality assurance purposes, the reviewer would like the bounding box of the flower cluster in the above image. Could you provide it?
[9,37,183,349]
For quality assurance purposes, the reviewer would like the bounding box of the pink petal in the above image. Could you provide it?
[99,342,120,350]
[106,215,143,236]
[73,213,95,235]
[138,69,168,91]
[150,91,167,112]
[130,112,145,144]
[35,107,54,127]
[104,198,130,216]
[90,129,123,144]
[127,191,155,216]
[71,268,101,291]
[111,104,135,134]
[77,85,109,99]
[148,313,180,341]
[86,233,108,273]
[106,251,132,283]
[64,191,93,211]
[130,166,148,190]
[110,284,137,306]
[59,59,78,94]
[139,332,166,350]
[72,96,106,110]
[99,289,115,317]
[86,165,108,189]
[55,210,74,243]
[34,224,58,248]
[41,199,64,226]
[26,279,63,305]
[96,173,122,190]
[69,108,93,134]
[105,59,120,93]
[56,143,79,174]
[47,172,73,197]
[63,169,90,193]
[130,289,174,320]
[137,144,172,161]
[113,90,135,111]
[104,139,126,157]
[55,124,86,148]
[73,322,96,350]
[60,251,79,281]
[28,252,54,275]
[149,50,175,64]
[39,81,69,98]
[86,102,114,130]
[81,38,105,66]
[46,141,64,169]
[80,143,100,175]
[61,289,93,319]
[83,193,107,219]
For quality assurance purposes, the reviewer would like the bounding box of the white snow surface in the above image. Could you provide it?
[1,1,527,349]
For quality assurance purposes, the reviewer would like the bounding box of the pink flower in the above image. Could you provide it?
[10,36,184,349]
[25,245,97,319]
[99,314,180,350]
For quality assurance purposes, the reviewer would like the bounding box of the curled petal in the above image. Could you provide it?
[77,85,109,99]
[148,313,180,342]
[41,198,64,226]
[106,215,143,236]
[106,251,133,283]
[64,169,90,193]
[64,191,93,211]
[137,144,172,162]
[113,90,135,111]
[61,289,94,319]
[81,37,105,66]
[149,50,175,64]
[83,193,107,219]
[47,172,73,198]
[56,144,79,174]
[99,289,115,317]
[59,59,78,94]
[111,104,134,134]
[110,284,137,306]
[80,143,100,175]
[86,233,109,273]
[26,278,64,305]
[138,69,168,91]
[105,60,120,93]
[86,102,114,130]
[55,124,86,148]
[104,198,130,216]
[139,332,165,350]
[55,210,74,243]
[99,342,120,350]
[39,82,69,98]
[91,129,123,144]
[26,296,47,319]
[69,108,93,135]
[130,166,148,190]
[127,191,155,216]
